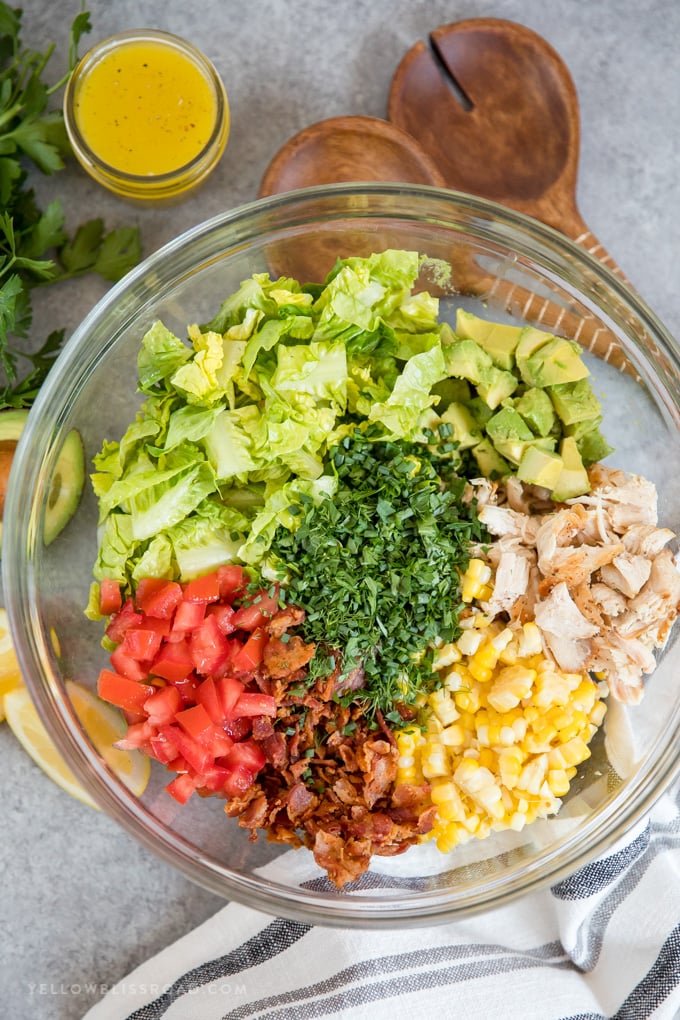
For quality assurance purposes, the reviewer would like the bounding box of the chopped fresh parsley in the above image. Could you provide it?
[270,426,487,715]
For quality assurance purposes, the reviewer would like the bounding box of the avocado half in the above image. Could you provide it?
[0,409,85,553]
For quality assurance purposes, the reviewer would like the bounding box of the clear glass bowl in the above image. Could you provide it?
[4,185,680,927]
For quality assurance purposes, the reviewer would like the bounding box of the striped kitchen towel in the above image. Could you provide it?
[85,781,680,1020]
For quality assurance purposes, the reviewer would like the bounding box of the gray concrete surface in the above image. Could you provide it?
[2,1,678,1017]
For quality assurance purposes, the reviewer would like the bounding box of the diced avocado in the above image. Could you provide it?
[521,337,589,388]
[517,444,563,490]
[455,310,522,371]
[471,437,511,479]
[477,364,518,409]
[515,325,555,364]
[514,387,556,437]
[565,414,604,440]
[443,338,494,384]
[439,401,483,450]
[485,406,535,465]
[551,436,590,502]
[466,397,494,428]
[576,424,614,465]
[0,411,86,552]
[548,378,602,426]
[431,376,472,410]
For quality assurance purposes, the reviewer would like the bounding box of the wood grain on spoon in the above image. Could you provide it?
[388,18,641,375]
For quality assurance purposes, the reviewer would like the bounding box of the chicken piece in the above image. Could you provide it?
[615,548,680,643]
[586,631,657,704]
[585,467,658,531]
[622,524,675,558]
[599,553,652,598]
[534,582,600,640]
[484,547,533,616]
[535,505,590,572]
[539,542,623,593]
[504,475,533,514]
[478,504,540,544]
[543,631,591,672]
[590,582,628,619]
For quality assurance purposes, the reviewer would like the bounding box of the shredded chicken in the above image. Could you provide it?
[471,465,680,703]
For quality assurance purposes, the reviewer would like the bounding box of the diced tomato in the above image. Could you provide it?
[140,616,172,639]
[158,724,213,774]
[233,691,277,718]
[190,614,229,675]
[176,703,214,742]
[99,579,122,616]
[106,599,143,643]
[183,571,221,604]
[221,763,258,799]
[195,677,225,726]
[150,730,180,765]
[121,627,163,662]
[206,602,236,636]
[143,685,182,726]
[98,669,155,713]
[166,773,196,804]
[172,600,206,636]
[216,675,245,719]
[224,738,266,773]
[216,564,247,602]
[195,763,232,793]
[231,587,280,632]
[110,645,150,683]
[151,640,194,683]
[136,578,183,619]
[114,720,154,753]
[172,673,200,706]
[231,627,267,672]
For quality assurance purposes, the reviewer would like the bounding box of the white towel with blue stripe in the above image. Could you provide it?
[84,782,680,1020]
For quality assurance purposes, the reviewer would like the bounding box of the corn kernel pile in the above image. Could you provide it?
[396,560,607,853]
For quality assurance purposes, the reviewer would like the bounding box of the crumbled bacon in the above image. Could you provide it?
[222,630,435,887]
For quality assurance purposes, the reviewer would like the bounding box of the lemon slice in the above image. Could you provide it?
[4,681,150,807]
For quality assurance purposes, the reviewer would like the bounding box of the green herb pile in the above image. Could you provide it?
[0,3,141,407]
[270,426,488,718]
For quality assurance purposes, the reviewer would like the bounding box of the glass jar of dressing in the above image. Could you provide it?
[63,29,229,202]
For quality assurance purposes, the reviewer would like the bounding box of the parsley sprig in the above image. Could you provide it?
[270,427,488,716]
[0,3,142,408]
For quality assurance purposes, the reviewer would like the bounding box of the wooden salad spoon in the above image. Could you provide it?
[387,17,644,374]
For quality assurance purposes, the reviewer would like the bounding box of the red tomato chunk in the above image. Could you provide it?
[96,574,281,805]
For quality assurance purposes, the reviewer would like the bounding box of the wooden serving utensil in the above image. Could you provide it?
[388,18,642,374]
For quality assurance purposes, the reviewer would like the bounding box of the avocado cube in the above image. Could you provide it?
[443,339,494,384]
[521,338,590,388]
[431,377,472,410]
[439,401,483,450]
[477,365,519,409]
[514,387,556,437]
[551,436,590,502]
[471,437,511,479]
[466,397,494,428]
[548,378,602,425]
[517,444,563,490]
[485,406,535,465]
[455,309,522,371]
[576,424,614,465]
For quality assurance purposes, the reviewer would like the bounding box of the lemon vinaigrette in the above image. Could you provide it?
[64,30,229,201]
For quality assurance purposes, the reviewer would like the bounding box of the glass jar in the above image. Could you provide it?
[63,29,229,202]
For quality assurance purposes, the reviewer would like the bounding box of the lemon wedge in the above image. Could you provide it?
[0,608,23,722]
[4,681,150,807]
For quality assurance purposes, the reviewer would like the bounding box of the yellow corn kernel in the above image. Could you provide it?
[422,742,448,779]
[461,559,492,602]
[454,685,481,714]
[477,746,497,772]
[517,621,543,657]
[589,700,607,727]
[428,688,459,727]
[487,665,536,712]
[434,822,461,853]
[547,768,571,797]
[558,736,592,767]
[456,628,484,656]
[440,723,467,747]
[498,640,519,665]
[433,643,462,670]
